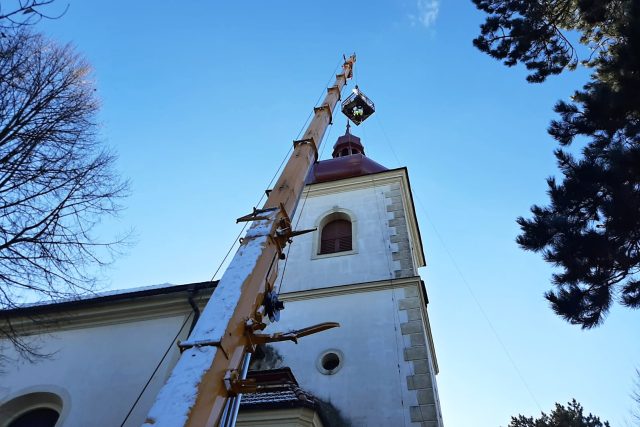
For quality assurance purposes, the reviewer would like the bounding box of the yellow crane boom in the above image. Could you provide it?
[143,55,356,427]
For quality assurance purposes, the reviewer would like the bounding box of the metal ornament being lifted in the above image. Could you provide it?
[341,85,375,125]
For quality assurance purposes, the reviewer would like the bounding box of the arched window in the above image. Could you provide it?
[0,392,64,427]
[319,219,352,254]
[8,408,59,427]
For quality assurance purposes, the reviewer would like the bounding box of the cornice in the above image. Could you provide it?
[279,276,422,302]
[2,290,213,335]
[3,277,440,375]
[304,167,408,197]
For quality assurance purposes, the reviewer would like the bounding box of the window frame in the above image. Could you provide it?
[311,209,358,260]
[316,349,345,375]
[319,219,352,255]
[0,388,69,427]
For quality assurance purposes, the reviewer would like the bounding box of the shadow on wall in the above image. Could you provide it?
[248,345,352,427]
[316,397,351,427]
[248,345,283,371]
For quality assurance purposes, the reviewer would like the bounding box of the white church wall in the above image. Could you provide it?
[270,166,441,426]
[281,181,402,293]
[0,313,190,427]
[271,286,412,427]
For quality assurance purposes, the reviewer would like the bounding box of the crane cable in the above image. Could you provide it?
[119,312,193,427]
[275,118,335,296]
[210,59,344,282]
[361,118,409,427]
[374,113,543,412]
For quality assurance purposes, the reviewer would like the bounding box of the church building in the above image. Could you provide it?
[0,125,444,427]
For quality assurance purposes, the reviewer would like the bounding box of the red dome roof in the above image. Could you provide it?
[307,154,388,184]
[307,124,387,184]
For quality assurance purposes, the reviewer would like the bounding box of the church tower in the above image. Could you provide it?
[253,124,444,426]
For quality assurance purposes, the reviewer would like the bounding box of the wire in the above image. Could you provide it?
[210,147,294,281]
[210,58,344,282]
[210,223,248,282]
[353,52,359,88]
[295,59,343,140]
[276,119,335,295]
[367,142,407,426]
[375,114,543,412]
[375,114,402,169]
[119,312,193,427]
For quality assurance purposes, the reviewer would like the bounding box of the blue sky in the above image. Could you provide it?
[36,1,640,425]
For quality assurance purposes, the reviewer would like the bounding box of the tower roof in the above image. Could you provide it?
[331,122,365,158]
[307,123,387,184]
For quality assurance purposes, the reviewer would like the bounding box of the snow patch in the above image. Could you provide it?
[143,215,274,426]
[5,282,177,310]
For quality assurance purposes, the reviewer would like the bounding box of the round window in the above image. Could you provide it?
[317,349,344,375]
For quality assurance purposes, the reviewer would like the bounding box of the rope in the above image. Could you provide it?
[364,119,394,279]
[296,59,343,140]
[209,147,292,281]
[374,114,543,412]
[119,312,193,427]
[276,122,334,295]
[366,126,407,425]
[210,58,344,282]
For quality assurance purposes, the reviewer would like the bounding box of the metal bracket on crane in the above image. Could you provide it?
[284,228,316,239]
[327,84,341,101]
[236,204,316,260]
[225,370,259,395]
[224,375,303,396]
[292,137,318,162]
[222,321,340,396]
[245,321,340,346]
[313,103,333,124]
[269,203,314,260]
[177,339,230,359]
[236,206,278,223]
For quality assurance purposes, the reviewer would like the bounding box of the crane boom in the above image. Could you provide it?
[143,55,356,427]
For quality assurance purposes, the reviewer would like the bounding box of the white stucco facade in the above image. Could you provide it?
[271,280,440,427]
[0,289,206,427]
[280,168,425,293]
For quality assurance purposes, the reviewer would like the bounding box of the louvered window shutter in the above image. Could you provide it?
[320,220,352,254]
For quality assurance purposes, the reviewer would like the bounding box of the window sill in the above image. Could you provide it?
[311,249,358,260]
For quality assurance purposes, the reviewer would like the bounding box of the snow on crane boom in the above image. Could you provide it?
[143,55,356,427]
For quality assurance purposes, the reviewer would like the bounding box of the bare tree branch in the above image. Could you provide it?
[0,30,129,362]
[0,1,68,32]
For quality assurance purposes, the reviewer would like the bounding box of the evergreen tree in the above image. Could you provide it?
[509,399,609,427]
[473,0,640,328]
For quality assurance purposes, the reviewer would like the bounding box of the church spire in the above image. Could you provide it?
[332,121,366,158]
